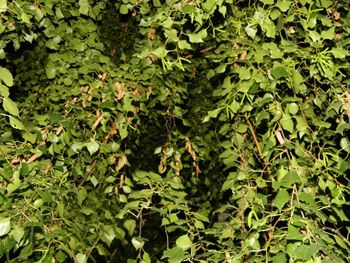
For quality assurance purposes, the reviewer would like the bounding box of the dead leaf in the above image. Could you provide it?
[334,11,341,20]
[275,129,285,145]
[240,50,247,60]
[132,89,141,97]
[92,111,103,130]
[116,82,126,100]
[147,28,156,40]
[149,54,157,63]
[56,125,64,135]
[108,122,118,137]
[147,87,152,99]
[11,156,21,164]
[117,155,127,172]
[119,174,124,189]
[26,153,39,164]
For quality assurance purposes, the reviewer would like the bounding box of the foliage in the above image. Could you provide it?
[0,0,350,262]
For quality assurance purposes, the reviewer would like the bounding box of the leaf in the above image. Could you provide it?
[321,27,334,40]
[260,0,274,4]
[9,116,25,130]
[176,234,192,250]
[0,83,9,97]
[235,67,251,80]
[120,4,129,15]
[45,64,56,79]
[131,237,144,250]
[331,47,349,59]
[340,137,350,153]
[10,225,24,243]
[293,244,320,261]
[79,0,90,16]
[153,47,168,58]
[0,218,10,237]
[280,171,301,187]
[75,253,87,263]
[77,188,87,206]
[102,226,116,246]
[162,247,185,263]
[287,103,299,115]
[86,140,99,155]
[178,40,192,50]
[245,24,257,39]
[203,0,216,11]
[0,0,7,12]
[21,12,30,24]
[203,107,224,122]
[280,113,294,133]
[123,219,136,236]
[2,97,19,116]
[188,29,207,43]
[276,0,292,12]
[272,66,288,80]
[273,189,289,211]
[0,67,13,86]
[287,225,304,240]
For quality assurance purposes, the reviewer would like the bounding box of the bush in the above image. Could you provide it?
[0,0,349,262]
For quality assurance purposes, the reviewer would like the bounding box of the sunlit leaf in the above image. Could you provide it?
[3,97,19,116]
[0,67,13,86]
[176,234,192,250]
[0,218,10,237]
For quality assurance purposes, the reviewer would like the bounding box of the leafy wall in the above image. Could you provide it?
[0,0,350,262]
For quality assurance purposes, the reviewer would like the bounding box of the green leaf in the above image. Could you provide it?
[120,4,129,14]
[203,107,224,122]
[292,244,320,261]
[188,29,207,43]
[203,0,216,11]
[2,97,19,116]
[21,12,30,24]
[260,0,274,4]
[245,24,257,39]
[45,64,56,79]
[176,234,192,250]
[0,218,10,237]
[280,171,301,187]
[86,140,99,155]
[340,137,350,153]
[287,103,299,115]
[77,188,87,206]
[273,189,289,211]
[79,0,90,15]
[0,0,7,12]
[162,247,185,263]
[321,27,334,40]
[235,67,251,80]
[10,225,24,243]
[75,253,87,263]
[0,83,9,97]
[276,0,292,12]
[123,219,136,236]
[0,67,13,86]
[9,116,25,130]
[272,66,288,80]
[287,225,304,240]
[280,113,294,133]
[331,47,349,59]
[153,47,168,58]
[102,226,116,246]
[131,237,144,250]
[178,40,192,50]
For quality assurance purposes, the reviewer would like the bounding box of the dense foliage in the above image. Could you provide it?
[0,0,350,262]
